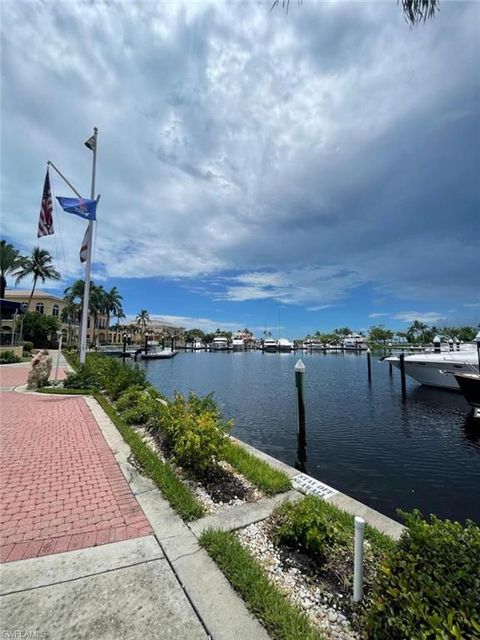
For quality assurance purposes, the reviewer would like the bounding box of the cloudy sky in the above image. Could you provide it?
[1,0,479,336]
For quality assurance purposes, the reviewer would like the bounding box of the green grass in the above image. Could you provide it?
[94,392,205,521]
[224,440,291,496]
[200,529,322,640]
[37,387,94,395]
[307,497,397,554]
[62,350,80,370]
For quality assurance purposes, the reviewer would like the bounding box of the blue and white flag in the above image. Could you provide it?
[56,196,97,221]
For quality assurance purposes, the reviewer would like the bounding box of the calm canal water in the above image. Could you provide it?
[138,351,480,524]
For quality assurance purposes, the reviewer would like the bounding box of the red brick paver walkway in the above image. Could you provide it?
[0,391,152,563]
[0,365,67,388]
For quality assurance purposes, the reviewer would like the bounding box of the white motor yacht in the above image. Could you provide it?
[231,337,245,351]
[342,334,368,350]
[303,339,324,351]
[262,339,278,353]
[385,349,479,390]
[278,338,293,353]
[212,336,229,351]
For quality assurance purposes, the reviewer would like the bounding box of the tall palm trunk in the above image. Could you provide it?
[27,275,38,311]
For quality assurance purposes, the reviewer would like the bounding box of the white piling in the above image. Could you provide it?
[353,516,365,602]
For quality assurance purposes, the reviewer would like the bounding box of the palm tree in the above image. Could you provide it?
[102,286,123,342]
[273,0,439,26]
[136,309,150,333]
[90,284,105,343]
[61,299,81,347]
[0,240,24,299]
[407,320,429,343]
[14,247,61,310]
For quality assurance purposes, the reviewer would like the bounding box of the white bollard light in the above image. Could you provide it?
[353,516,365,602]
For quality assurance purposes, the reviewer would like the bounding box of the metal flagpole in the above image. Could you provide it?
[47,161,82,198]
[79,127,98,364]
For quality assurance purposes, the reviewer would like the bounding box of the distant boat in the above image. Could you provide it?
[278,338,293,353]
[141,347,178,360]
[303,339,324,351]
[231,337,245,351]
[342,334,368,350]
[192,339,205,350]
[262,339,278,353]
[212,336,229,351]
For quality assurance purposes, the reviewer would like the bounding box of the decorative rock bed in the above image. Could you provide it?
[237,520,359,640]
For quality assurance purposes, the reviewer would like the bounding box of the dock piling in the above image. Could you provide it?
[366,348,372,383]
[295,359,306,441]
[399,352,407,398]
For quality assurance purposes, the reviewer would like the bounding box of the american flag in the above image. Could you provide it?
[79,226,88,263]
[37,169,54,237]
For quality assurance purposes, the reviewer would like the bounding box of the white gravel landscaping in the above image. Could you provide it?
[237,521,359,640]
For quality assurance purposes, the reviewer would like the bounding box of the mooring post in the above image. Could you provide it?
[144,333,148,355]
[433,335,441,354]
[353,516,365,602]
[366,348,372,383]
[171,336,174,351]
[122,333,127,362]
[295,359,306,440]
[448,338,454,352]
[388,342,393,376]
[399,352,407,398]
[476,331,480,371]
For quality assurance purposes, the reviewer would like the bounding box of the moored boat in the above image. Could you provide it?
[454,372,480,408]
[212,336,229,351]
[342,334,368,350]
[278,338,293,353]
[262,338,278,353]
[385,350,479,390]
[231,333,246,351]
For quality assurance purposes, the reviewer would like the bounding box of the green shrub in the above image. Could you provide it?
[117,385,163,426]
[22,341,34,353]
[63,364,100,389]
[364,511,480,640]
[156,392,232,475]
[274,495,351,560]
[0,350,21,364]
[101,361,147,400]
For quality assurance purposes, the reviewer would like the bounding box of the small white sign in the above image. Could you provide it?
[292,473,337,499]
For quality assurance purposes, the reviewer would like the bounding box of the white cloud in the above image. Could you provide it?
[125,313,243,334]
[369,312,390,318]
[393,311,447,324]
[218,267,365,306]
[464,303,480,309]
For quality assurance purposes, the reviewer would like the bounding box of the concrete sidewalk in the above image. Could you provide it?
[0,537,208,640]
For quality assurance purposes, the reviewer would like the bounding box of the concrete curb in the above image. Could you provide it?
[189,489,302,537]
